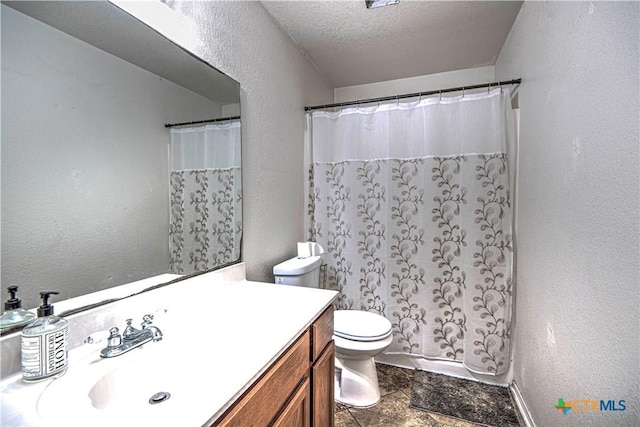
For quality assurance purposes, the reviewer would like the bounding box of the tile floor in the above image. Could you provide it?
[334,364,515,427]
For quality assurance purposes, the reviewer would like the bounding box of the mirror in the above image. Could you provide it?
[1,1,242,318]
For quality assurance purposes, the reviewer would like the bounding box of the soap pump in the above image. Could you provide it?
[0,285,35,330]
[21,291,69,382]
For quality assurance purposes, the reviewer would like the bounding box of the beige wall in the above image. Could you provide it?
[496,2,639,425]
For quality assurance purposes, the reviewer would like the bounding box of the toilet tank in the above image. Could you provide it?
[273,256,323,288]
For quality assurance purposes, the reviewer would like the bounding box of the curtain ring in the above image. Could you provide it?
[396,95,399,105]
[462,87,465,97]
[439,90,442,100]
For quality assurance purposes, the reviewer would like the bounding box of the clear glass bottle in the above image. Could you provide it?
[21,291,68,382]
[0,285,35,330]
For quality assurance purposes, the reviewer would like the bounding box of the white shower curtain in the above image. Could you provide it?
[305,89,514,374]
[169,121,242,274]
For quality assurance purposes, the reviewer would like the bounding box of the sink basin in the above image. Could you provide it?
[36,339,187,425]
[87,356,181,411]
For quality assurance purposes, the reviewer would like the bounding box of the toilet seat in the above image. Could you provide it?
[334,310,392,342]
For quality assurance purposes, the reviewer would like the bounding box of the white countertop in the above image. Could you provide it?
[0,265,338,426]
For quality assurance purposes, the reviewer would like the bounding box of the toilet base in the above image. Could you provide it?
[334,356,381,408]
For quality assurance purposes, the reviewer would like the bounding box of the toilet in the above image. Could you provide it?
[273,255,323,287]
[273,254,393,408]
[332,309,393,407]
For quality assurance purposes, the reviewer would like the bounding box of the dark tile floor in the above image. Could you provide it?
[335,364,519,427]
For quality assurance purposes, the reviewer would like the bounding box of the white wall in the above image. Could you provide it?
[1,6,221,309]
[495,2,639,425]
[334,66,495,103]
[125,1,334,282]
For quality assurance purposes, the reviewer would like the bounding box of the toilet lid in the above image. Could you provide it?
[334,310,392,342]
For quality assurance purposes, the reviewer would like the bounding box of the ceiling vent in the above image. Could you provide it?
[365,0,400,9]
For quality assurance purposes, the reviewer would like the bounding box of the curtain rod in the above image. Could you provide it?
[304,78,521,112]
[165,115,240,128]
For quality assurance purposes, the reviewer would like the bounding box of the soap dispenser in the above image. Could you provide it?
[21,291,69,382]
[0,285,35,330]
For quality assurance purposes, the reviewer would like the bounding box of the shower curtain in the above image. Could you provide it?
[169,121,242,274]
[304,89,514,375]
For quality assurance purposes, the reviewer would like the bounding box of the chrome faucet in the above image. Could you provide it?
[100,314,163,358]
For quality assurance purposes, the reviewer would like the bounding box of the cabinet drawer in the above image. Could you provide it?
[216,331,310,427]
[311,305,333,361]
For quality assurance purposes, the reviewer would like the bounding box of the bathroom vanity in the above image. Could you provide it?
[0,263,338,426]
[215,305,334,426]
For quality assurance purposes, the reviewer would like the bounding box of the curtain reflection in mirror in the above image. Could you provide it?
[169,121,242,274]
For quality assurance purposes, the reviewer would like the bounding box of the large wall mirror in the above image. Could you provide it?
[1,1,242,317]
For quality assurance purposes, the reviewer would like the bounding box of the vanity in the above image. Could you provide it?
[217,305,334,427]
[0,263,338,426]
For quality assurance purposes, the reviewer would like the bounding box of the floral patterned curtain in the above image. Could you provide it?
[305,89,514,375]
[169,121,242,274]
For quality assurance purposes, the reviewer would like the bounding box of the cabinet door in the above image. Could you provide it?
[272,377,310,427]
[312,341,335,427]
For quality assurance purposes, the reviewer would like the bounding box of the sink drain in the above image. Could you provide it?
[149,391,171,404]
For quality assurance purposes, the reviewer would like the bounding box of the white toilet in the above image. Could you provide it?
[273,254,393,408]
[332,309,393,407]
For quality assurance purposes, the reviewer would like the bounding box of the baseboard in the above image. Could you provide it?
[509,381,535,427]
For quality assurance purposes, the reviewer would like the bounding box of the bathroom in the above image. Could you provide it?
[1,1,638,426]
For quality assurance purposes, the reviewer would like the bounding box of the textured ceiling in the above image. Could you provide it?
[261,0,523,88]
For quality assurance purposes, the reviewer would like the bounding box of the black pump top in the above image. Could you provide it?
[37,291,59,317]
[4,285,22,310]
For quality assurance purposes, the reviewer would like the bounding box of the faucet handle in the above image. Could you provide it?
[141,314,154,328]
[106,327,122,348]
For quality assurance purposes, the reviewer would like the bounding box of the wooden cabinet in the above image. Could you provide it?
[212,305,334,427]
[311,305,333,360]
[310,306,334,427]
[215,332,310,427]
